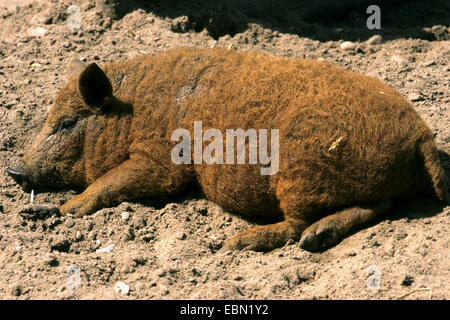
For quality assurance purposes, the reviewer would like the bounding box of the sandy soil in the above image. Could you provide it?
[0,0,449,300]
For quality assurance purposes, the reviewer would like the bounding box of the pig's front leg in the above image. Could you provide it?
[60,157,190,217]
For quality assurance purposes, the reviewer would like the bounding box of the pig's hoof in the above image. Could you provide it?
[299,220,341,252]
[224,232,263,252]
[19,204,60,220]
[59,197,97,217]
[224,221,303,252]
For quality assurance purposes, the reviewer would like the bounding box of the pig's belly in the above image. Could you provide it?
[194,163,283,221]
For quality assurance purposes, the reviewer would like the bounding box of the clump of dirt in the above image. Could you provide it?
[0,0,448,299]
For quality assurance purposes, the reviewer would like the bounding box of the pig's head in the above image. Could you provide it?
[6,61,115,193]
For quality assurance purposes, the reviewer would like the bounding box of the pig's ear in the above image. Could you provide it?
[78,63,113,110]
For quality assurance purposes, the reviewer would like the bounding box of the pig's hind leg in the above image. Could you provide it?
[223,172,393,252]
[299,200,392,252]
[60,156,193,217]
[223,179,312,252]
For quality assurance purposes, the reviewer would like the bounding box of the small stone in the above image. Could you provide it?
[92,239,101,250]
[114,281,130,295]
[131,216,146,229]
[96,243,115,253]
[28,27,47,37]
[391,55,408,66]
[75,231,83,241]
[117,202,135,212]
[175,231,186,240]
[121,211,130,221]
[340,41,356,51]
[366,35,382,45]
[65,218,75,228]
[88,231,97,241]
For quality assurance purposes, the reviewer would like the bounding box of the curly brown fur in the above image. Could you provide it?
[9,48,447,251]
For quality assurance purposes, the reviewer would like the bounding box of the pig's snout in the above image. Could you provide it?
[6,167,33,193]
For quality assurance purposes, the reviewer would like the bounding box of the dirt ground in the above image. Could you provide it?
[0,0,449,300]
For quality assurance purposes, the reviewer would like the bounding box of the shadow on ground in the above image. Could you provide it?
[99,0,450,41]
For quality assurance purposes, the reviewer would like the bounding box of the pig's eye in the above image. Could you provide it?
[58,118,76,133]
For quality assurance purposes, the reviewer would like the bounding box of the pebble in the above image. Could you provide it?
[121,211,130,221]
[175,231,186,240]
[391,55,408,66]
[131,216,146,229]
[88,231,97,241]
[114,281,130,295]
[366,35,382,45]
[75,231,83,241]
[96,243,115,253]
[28,27,47,37]
[340,41,356,51]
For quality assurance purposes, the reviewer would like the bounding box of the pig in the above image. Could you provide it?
[6,48,448,252]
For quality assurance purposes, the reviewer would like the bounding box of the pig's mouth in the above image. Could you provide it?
[6,167,34,193]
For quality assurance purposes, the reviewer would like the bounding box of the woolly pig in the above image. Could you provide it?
[7,48,447,252]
